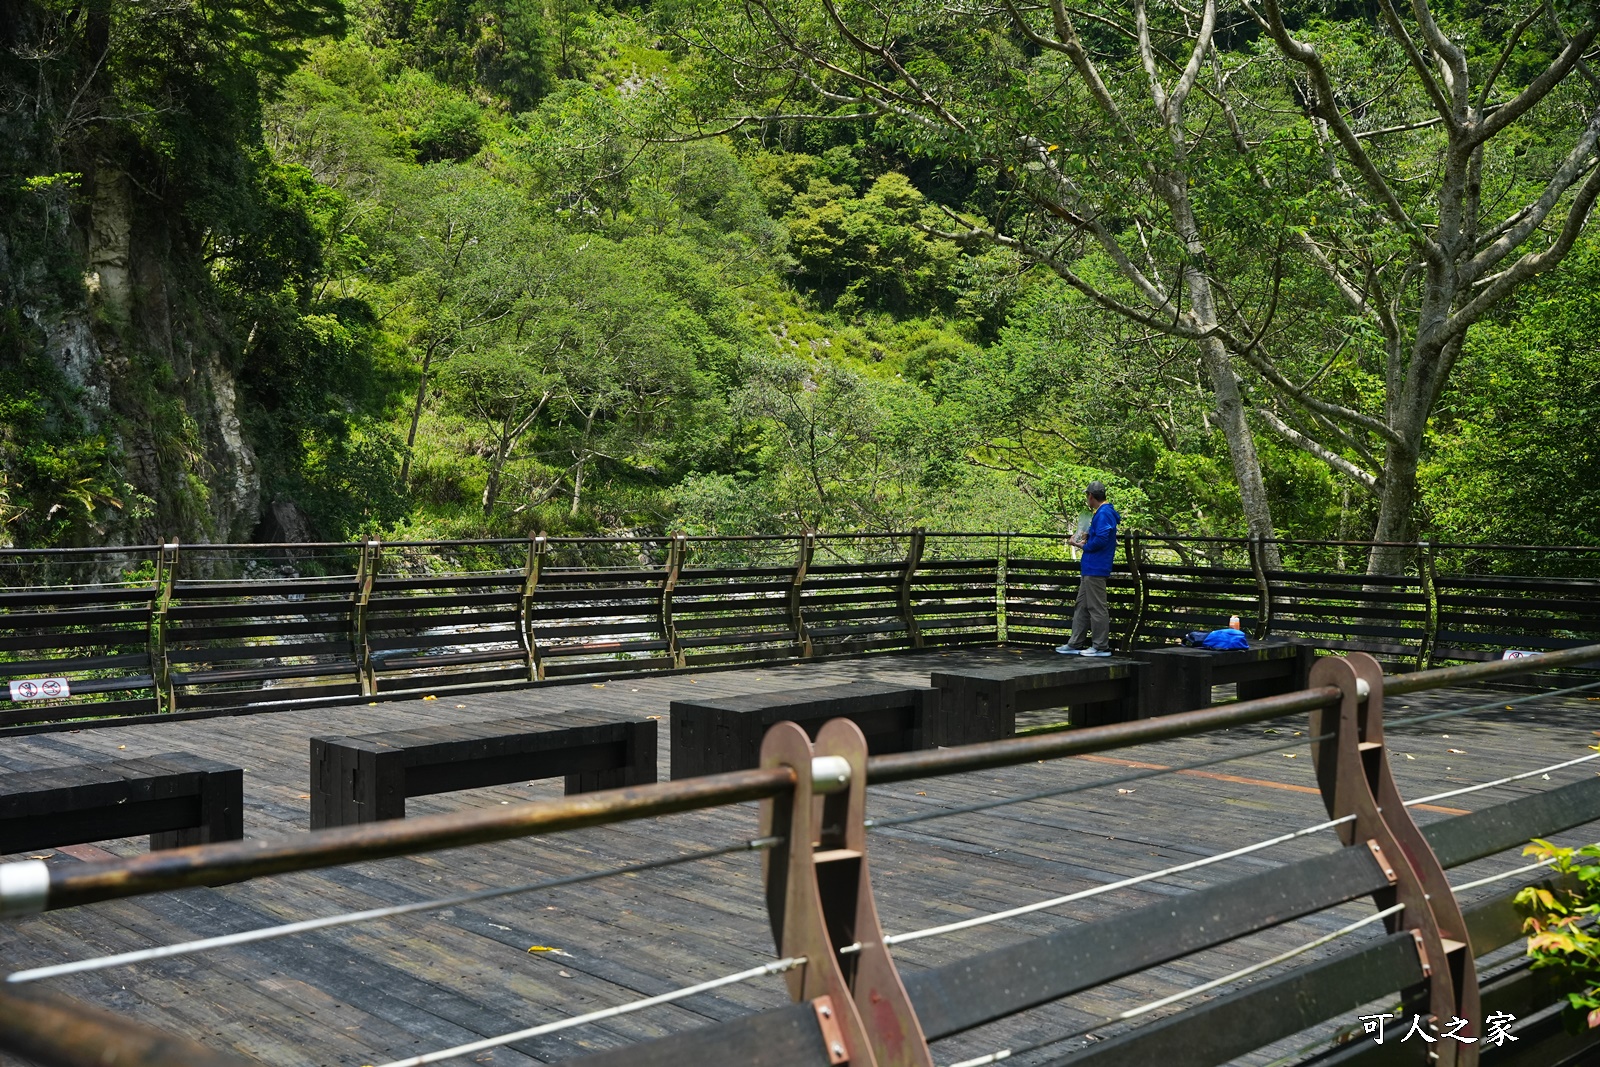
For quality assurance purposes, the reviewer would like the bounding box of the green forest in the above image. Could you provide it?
[1,0,1597,568]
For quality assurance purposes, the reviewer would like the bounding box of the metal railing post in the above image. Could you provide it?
[662,534,686,669]
[1417,540,1439,671]
[1124,531,1146,649]
[353,539,379,696]
[791,533,815,658]
[1309,653,1480,1065]
[151,543,178,714]
[1248,534,1273,640]
[760,718,930,1067]
[522,535,547,682]
[996,532,1009,643]
[899,528,926,649]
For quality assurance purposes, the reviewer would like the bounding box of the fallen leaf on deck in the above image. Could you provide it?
[528,946,562,953]
[298,794,310,799]
[646,715,661,720]
[1542,774,1551,780]
[1284,753,1299,759]
[422,695,437,701]
[1404,754,1415,760]
[559,970,573,978]
[592,684,605,688]
[456,704,466,708]
[916,791,926,796]
[1117,788,1136,794]
[1448,748,1466,754]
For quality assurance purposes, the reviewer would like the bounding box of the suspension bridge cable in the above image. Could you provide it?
[873,740,1600,952]
[5,835,782,985]
[1386,679,1600,730]
[942,904,1406,1067]
[1405,750,1600,808]
[865,731,1336,831]
[373,955,805,1067]
[870,678,1600,835]
[867,814,1356,951]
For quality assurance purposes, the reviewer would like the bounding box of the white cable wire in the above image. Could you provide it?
[882,814,1355,948]
[943,904,1405,1067]
[1118,903,1404,1019]
[6,836,781,985]
[1404,751,1600,807]
[1451,856,1558,893]
[374,955,805,1067]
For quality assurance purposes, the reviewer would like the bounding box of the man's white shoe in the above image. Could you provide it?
[1080,648,1113,657]
[1056,644,1082,655]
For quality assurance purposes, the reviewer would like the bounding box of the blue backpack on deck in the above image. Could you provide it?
[1185,628,1250,651]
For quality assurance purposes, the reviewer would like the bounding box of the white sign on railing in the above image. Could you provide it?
[7,678,72,701]
[1501,649,1540,660]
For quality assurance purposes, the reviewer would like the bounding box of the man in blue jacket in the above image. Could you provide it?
[1058,481,1120,657]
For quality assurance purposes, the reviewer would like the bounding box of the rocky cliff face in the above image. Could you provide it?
[37,164,263,545]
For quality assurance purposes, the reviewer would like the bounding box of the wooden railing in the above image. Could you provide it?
[5,646,1600,1066]
[2,533,1598,730]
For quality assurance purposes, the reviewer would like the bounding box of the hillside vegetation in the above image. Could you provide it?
[2,0,1597,554]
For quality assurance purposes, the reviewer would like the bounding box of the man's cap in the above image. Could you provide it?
[1085,480,1107,501]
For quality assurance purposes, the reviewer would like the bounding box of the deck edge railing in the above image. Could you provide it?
[4,644,1600,1067]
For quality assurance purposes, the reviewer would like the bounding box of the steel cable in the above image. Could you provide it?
[373,955,806,1067]
[4,835,782,985]
[870,678,1600,835]
[943,904,1406,1067]
[852,814,1356,952]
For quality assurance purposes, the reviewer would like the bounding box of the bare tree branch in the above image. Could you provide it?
[1373,0,1458,126]
[1260,0,1439,262]
[1232,335,1403,444]
[1404,0,1468,108]
[1470,15,1600,146]
[1255,407,1379,490]
[1477,7,1543,112]
[1462,128,1599,282]
[1447,136,1600,335]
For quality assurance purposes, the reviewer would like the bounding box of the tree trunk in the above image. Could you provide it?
[568,407,596,518]
[1205,338,1282,569]
[482,428,510,517]
[1366,302,1452,575]
[568,456,585,517]
[1183,264,1282,568]
[400,343,438,487]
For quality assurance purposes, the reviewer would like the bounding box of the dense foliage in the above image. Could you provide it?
[1,0,1597,553]
[1516,837,1600,1026]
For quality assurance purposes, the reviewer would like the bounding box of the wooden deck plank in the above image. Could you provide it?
[3,646,1599,1066]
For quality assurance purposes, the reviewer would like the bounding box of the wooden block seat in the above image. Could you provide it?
[670,682,943,779]
[930,651,1145,743]
[1130,638,1315,718]
[310,708,656,828]
[0,752,243,855]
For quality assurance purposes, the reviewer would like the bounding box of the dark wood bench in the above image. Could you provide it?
[309,708,657,828]
[0,752,243,854]
[930,651,1145,743]
[1130,638,1315,718]
[670,682,944,779]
